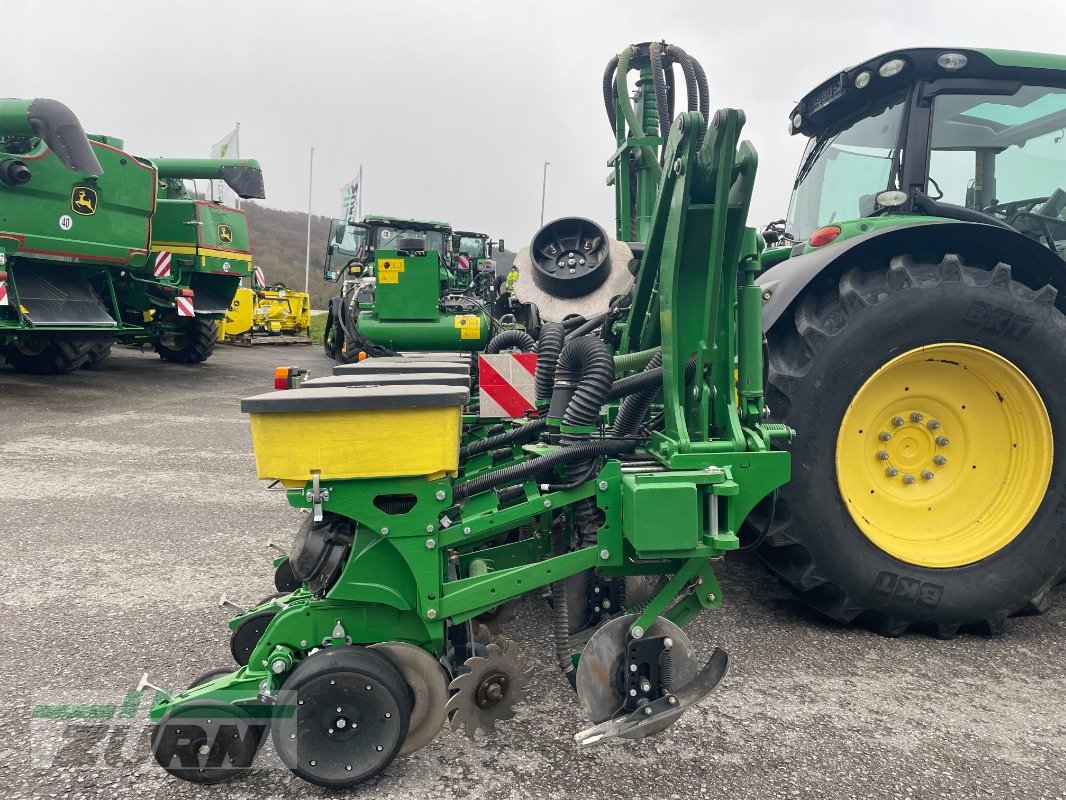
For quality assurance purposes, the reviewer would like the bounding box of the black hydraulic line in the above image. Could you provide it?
[561,314,588,333]
[452,438,633,502]
[459,419,547,460]
[565,312,609,341]
[607,352,697,401]
[535,322,565,403]
[484,329,536,354]
[611,351,663,436]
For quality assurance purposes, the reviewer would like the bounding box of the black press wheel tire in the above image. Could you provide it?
[757,254,1066,638]
[154,318,219,364]
[4,336,93,374]
[271,646,412,789]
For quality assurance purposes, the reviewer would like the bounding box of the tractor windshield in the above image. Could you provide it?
[786,91,908,240]
[927,85,1066,254]
[375,226,445,254]
[457,235,488,258]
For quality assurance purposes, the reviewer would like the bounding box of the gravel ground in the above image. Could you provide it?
[1,345,1063,799]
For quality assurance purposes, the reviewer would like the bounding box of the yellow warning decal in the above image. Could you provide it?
[377,258,404,285]
[454,314,480,340]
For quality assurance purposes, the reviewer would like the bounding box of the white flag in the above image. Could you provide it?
[210,125,240,206]
[341,170,361,225]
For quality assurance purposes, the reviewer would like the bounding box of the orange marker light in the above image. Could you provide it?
[809,225,842,248]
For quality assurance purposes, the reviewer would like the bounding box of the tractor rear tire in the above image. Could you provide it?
[4,337,93,374]
[154,318,219,364]
[757,254,1066,637]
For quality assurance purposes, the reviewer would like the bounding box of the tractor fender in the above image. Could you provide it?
[757,220,1066,332]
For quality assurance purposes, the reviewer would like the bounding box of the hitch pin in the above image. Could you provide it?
[266,540,287,557]
[218,593,246,614]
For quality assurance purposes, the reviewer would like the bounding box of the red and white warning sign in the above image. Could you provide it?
[253,265,266,287]
[176,295,195,317]
[0,280,8,307]
[478,353,538,418]
[153,251,172,278]
[456,254,470,271]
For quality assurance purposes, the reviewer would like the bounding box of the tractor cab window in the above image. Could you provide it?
[786,91,908,241]
[375,227,445,254]
[323,220,369,279]
[457,236,488,258]
[928,85,1066,255]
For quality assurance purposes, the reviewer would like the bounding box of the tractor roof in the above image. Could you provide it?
[362,214,451,232]
[454,230,490,239]
[790,47,1066,137]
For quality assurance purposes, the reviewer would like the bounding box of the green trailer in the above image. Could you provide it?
[0,99,265,372]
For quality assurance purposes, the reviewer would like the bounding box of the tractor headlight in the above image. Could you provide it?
[878,58,906,78]
[854,71,872,89]
[937,52,968,71]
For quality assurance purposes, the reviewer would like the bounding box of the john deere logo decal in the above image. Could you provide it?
[218,224,233,244]
[71,187,98,216]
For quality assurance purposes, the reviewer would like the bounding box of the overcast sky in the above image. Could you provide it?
[11,1,1066,247]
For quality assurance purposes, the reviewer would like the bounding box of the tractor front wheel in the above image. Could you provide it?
[154,318,219,364]
[758,254,1066,637]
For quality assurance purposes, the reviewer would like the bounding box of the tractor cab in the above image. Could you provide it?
[771,48,1066,264]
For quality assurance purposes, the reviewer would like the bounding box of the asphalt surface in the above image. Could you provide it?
[2,344,1063,799]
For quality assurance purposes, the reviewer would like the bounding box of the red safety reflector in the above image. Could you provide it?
[179,288,195,297]
[0,271,8,281]
[809,225,842,248]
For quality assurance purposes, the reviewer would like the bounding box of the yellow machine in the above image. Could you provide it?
[219,281,312,345]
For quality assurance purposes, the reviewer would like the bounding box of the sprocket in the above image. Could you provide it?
[444,633,531,738]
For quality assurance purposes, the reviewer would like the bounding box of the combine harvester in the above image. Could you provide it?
[147,42,1065,789]
[0,98,265,372]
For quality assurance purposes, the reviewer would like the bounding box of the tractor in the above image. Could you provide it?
[0,98,264,373]
[754,47,1066,637]
[149,41,790,788]
[321,215,497,361]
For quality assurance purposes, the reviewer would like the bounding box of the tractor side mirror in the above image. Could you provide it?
[497,239,505,252]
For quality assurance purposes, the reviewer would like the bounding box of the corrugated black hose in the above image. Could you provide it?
[534,322,565,403]
[484,329,536,354]
[458,419,547,460]
[610,351,663,436]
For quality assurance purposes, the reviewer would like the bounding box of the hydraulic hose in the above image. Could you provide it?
[484,329,536,354]
[611,352,663,436]
[564,312,609,341]
[613,347,660,377]
[607,352,697,400]
[535,322,565,403]
[648,42,672,141]
[451,438,633,502]
[459,419,547,460]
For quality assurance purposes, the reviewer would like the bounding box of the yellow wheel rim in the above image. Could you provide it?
[836,343,1053,568]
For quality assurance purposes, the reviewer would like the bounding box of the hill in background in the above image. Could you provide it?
[243,202,516,309]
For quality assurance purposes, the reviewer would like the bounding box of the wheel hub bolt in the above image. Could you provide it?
[878,431,891,441]
[892,416,905,427]
[903,474,916,485]
[885,467,899,477]
[927,420,941,430]
[336,718,347,729]
[921,470,934,480]
[197,744,211,756]
[933,455,947,465]
[936,436,950,447]
[910,412,924,423]
[876,450,890,461]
